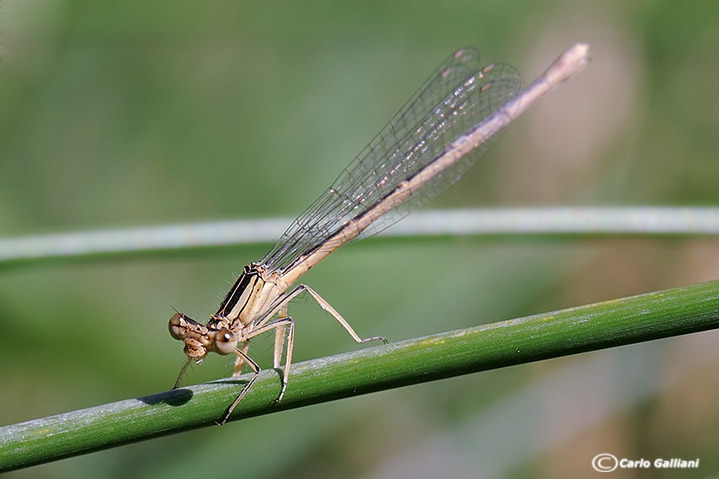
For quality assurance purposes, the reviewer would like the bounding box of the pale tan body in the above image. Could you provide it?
[169,44,589,425]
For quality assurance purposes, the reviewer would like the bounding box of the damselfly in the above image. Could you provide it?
[169,43,589,424]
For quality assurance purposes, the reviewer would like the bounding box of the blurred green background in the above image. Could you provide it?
[1,1,719,477]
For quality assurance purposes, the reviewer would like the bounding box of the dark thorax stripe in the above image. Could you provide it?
[216,264,260,318]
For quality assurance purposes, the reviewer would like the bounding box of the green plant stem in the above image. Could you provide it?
[2,207,719,266]
[2,280,719,471]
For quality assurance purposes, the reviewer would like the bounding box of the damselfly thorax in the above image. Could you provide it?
[168,43,589,425]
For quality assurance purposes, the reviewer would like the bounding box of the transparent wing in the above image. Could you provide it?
[261,48,523,273]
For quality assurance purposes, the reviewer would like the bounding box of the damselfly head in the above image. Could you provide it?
[169,312,238,359]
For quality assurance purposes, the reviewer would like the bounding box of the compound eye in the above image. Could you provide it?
[213,328,238,355]
[169,313,185,340]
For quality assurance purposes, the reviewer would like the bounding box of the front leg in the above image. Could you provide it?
[220,347,261,425]
[231,341,251,377]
